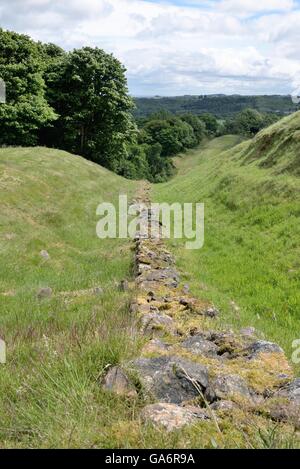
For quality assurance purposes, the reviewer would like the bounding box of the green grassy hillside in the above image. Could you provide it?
[153,112,300,369]
[0,147,141,448]
[239,110,300,175]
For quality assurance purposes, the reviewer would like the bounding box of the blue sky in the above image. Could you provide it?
[0,0,300,96]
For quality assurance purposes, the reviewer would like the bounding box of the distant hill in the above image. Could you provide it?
[134,95,299,118]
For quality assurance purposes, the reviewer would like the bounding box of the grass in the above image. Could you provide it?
[153,113,300,374]
[0,147,142,448]
[0,111,299,448]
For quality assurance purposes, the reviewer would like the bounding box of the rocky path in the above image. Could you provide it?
[103,183,300,435]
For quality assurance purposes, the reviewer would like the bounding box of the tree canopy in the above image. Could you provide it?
[0,29,57,146]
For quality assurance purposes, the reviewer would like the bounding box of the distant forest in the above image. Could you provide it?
[134,95,299,119]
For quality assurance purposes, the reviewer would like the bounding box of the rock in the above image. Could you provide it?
[210,400,237,412]
[275,378,300,404]
[143,268,179,284]
[119,280,129,291]
[141,403,197,432]
[207,331,242,357]
[183,405,210,420]
[245,340,283,359]
[4,233,16,240]
[179,299,218,318]
[138,263,151,273]
[138,304,152,314]
[230,300,240,313]
[140,313,177,337]
[130,303,139,314]
[269,402,300,429]
[37,287,52,299]
[40,250,50,260]
[205,374,252,403]
[203,307,219,318]
[181,336,219,357]
[240,327,256,338]
[130,355,209,404]
[93,287,103,295]
[102,366,137,398]
[141,338,170,354]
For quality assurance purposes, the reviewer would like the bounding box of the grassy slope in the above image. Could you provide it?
[1,113,299,449]
[0,147,142,448]
[3,147,274,450]
[153,112,300,371]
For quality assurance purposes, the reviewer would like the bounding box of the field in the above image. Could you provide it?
[0,112,299,448]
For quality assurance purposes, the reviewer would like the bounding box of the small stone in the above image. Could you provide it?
[240,327,256,338]
[40,250,50,260]
[230,300,240,312]
[102,366,137,398]
[138,263,151,273]
[141,338,170,355]
[205,374,252,403]
[138,304,152,314]
[37,287,52,299]
[210,400,237,412]
[119,280,129,291]
[203,307,219,318]
[4,233,16,240]
[181,336,219,357]
[141,403,197,432]
[130,303,139,313]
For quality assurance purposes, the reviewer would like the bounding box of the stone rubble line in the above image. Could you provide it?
[102,185,300,433]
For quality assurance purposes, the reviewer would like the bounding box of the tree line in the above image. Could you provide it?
[0,29,281,183]
[134,94,298,119]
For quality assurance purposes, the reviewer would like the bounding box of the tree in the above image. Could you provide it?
[198,113,219,135]
[225,108,278,136]
[145,143,174,182]
[0,29,57,146]
[181,114,206,143]
[120,143,149,180]
[43,47,135,171]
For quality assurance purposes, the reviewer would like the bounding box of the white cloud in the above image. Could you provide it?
[217,0,295,15]
[0,0,300,95]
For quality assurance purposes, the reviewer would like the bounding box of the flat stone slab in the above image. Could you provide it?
[130,355,209,404]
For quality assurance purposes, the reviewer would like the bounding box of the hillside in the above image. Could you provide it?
[0,148,139,447]
[153,113,300,368]
[134,95,299,119]
[238,111,300,176]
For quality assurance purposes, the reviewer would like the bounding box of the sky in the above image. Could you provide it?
[0,0,300,96]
